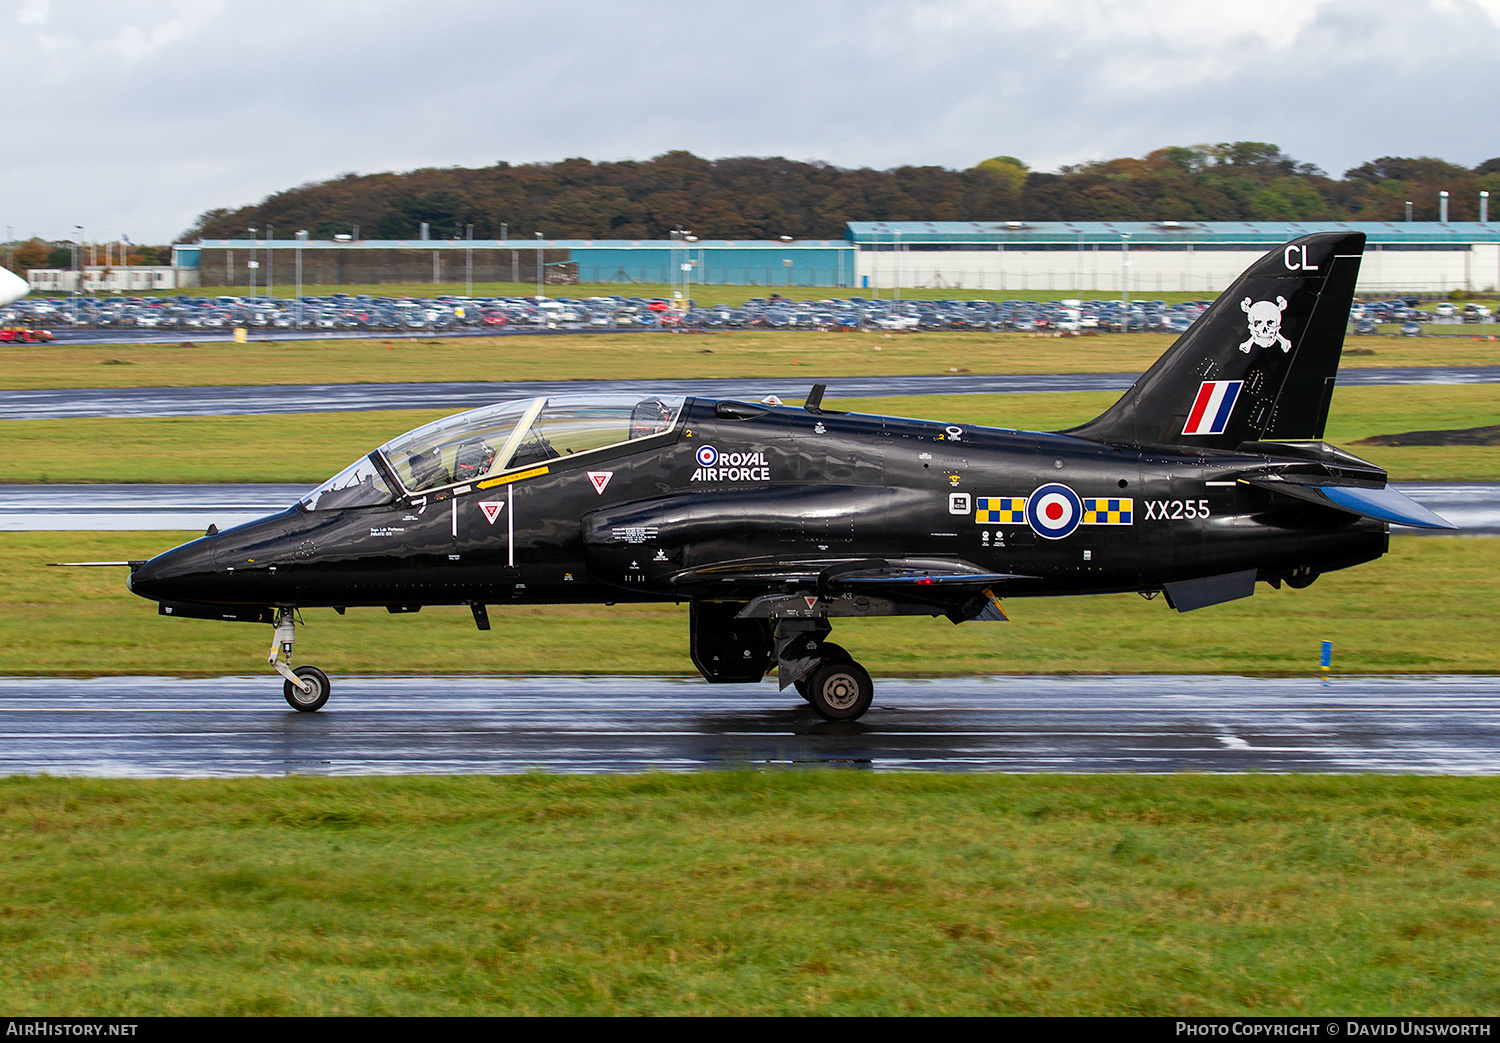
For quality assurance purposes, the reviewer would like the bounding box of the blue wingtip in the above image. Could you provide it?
[1322,485,1457,530]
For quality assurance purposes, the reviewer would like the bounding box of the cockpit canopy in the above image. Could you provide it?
[301,394,685,511]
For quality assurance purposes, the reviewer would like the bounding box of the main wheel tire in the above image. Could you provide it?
[792,643,852,701]
[805,659,873,722]
[818,642,852,663]
[284,665,330,712]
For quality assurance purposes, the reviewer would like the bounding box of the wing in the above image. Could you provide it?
[665,555,1029,594]
[582,487,1034,613]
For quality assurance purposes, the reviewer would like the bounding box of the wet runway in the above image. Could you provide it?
[0,484,308,531]
[3,365,1495,419]
[0,673,1495,777]
[3,482,1490,533]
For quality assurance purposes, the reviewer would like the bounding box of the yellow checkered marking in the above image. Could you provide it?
[1082,497,1133,524]
[976,496,1026,524]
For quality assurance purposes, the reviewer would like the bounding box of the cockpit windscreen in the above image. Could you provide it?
[375,395,684,495]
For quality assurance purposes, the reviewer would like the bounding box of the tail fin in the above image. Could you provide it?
[1064,231,1364,449]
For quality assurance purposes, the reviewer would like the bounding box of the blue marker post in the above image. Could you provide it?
[1320,640,1332,673]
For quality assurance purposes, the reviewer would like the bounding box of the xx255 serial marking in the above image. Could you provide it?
[1144,499,1211,520]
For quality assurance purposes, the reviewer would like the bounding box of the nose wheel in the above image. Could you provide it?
[269,608,331,712]
[284,665,330,712]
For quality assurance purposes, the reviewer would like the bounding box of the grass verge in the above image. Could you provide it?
[1,385,1496,484]
[4,331,1497,391]
[0,773,1497,1015]
[10,533,1497,676]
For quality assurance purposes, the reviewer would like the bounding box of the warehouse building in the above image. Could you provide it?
[846,221,1500,295]
[105,221,1500,295]
[181,238,851,290]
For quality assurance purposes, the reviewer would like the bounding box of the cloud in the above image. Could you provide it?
[3,0,1496,242]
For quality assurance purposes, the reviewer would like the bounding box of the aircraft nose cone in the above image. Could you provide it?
[0,267,28,307]
[128,537,219,602]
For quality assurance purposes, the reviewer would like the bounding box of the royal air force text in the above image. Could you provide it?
[691,451,771,483]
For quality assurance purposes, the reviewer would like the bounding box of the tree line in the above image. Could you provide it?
[6,144,1499,276]
[179,144,1500,245]
[3,241,171,275]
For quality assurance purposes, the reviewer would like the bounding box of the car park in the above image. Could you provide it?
[8,287,1492,340]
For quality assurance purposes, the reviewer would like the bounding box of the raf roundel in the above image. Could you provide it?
[1026,483,1083,540]
[695,445,719,467]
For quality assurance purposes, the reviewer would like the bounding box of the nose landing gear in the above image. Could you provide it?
[284,665,330,712]
[269,608,331,711]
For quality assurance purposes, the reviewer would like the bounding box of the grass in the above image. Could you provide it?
[3,331,1497,391]
[7,296,1495,1016]
[1,384,1495,484]
[0,773,1497,1014]
[10,533,1497,677]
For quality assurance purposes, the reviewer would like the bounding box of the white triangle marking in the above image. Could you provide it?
[479,501,505,524]
[588,471,614,494]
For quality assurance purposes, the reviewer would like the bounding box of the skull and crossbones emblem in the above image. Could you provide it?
[1240,297,1291,353]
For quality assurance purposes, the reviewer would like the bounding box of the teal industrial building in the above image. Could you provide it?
[43,220,1500,295]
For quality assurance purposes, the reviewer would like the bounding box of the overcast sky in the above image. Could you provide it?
[5,0,1499,244]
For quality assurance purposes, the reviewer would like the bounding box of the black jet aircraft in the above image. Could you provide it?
[121,231,1452,721]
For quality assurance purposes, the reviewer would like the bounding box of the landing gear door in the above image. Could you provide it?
[690,600,774,684]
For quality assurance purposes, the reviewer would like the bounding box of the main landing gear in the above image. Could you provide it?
[801,657,874,722]
[792,641,851,701]
[685,601,880,723]
[780,632,874,723]
[269,608,331,712]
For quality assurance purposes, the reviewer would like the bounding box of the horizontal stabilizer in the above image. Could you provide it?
[1242,478,1456,529]
[1320,485,1456,529]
